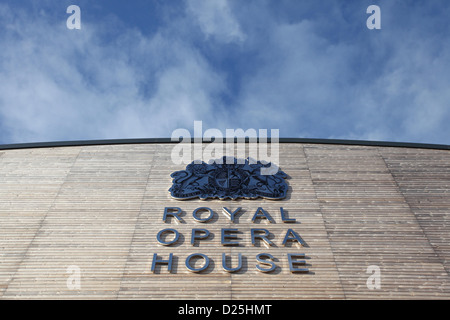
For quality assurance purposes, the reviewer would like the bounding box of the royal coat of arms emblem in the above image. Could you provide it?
[169,157,288,200]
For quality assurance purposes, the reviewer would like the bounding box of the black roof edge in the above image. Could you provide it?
[0,138,449,151]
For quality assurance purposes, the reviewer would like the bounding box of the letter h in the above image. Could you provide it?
[151,253,173,273]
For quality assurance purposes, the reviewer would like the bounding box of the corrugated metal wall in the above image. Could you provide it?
[0,143,449,299]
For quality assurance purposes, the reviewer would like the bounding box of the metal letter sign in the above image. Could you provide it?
[169,157,288,200]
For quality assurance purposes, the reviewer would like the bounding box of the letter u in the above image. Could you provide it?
[222,253,242,273]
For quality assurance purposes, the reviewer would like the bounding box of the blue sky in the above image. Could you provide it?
[0,0,449,144]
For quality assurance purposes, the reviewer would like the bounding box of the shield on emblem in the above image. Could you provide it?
[214,168,242,190]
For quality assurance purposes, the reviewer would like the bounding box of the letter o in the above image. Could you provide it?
[192,207,214,223]
[185,253,210,272]
[156,228,180,246]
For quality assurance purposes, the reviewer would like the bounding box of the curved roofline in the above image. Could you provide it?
[0,138,449,151]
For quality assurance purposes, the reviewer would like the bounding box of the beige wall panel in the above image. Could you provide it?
[0,147,81,297]
[2,145,154,299]
[118,144,344,299]
[381,148,450,275]
[304,144,450,299]
[0,142,449,299]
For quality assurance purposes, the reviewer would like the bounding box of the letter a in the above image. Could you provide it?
[67,5,81,30]
[366,265,381,289]
[366,5,381,30]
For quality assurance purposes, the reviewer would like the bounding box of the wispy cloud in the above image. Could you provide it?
[225,1,450,144]
[0,3,226,143]
[186,0,246,43]
[0,1,449,145]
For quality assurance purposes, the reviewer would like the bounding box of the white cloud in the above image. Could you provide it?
[0,4,226,143]
[222,2,450,144]
[231,18,357,134]
[185,0,246,43]
[1,2,450,145]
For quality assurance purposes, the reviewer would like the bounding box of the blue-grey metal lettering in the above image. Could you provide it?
[156,228,180,246]
[169,157,288,200]
[185,253,210,273]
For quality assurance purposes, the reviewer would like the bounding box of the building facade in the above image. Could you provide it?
[0,139,449,299]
